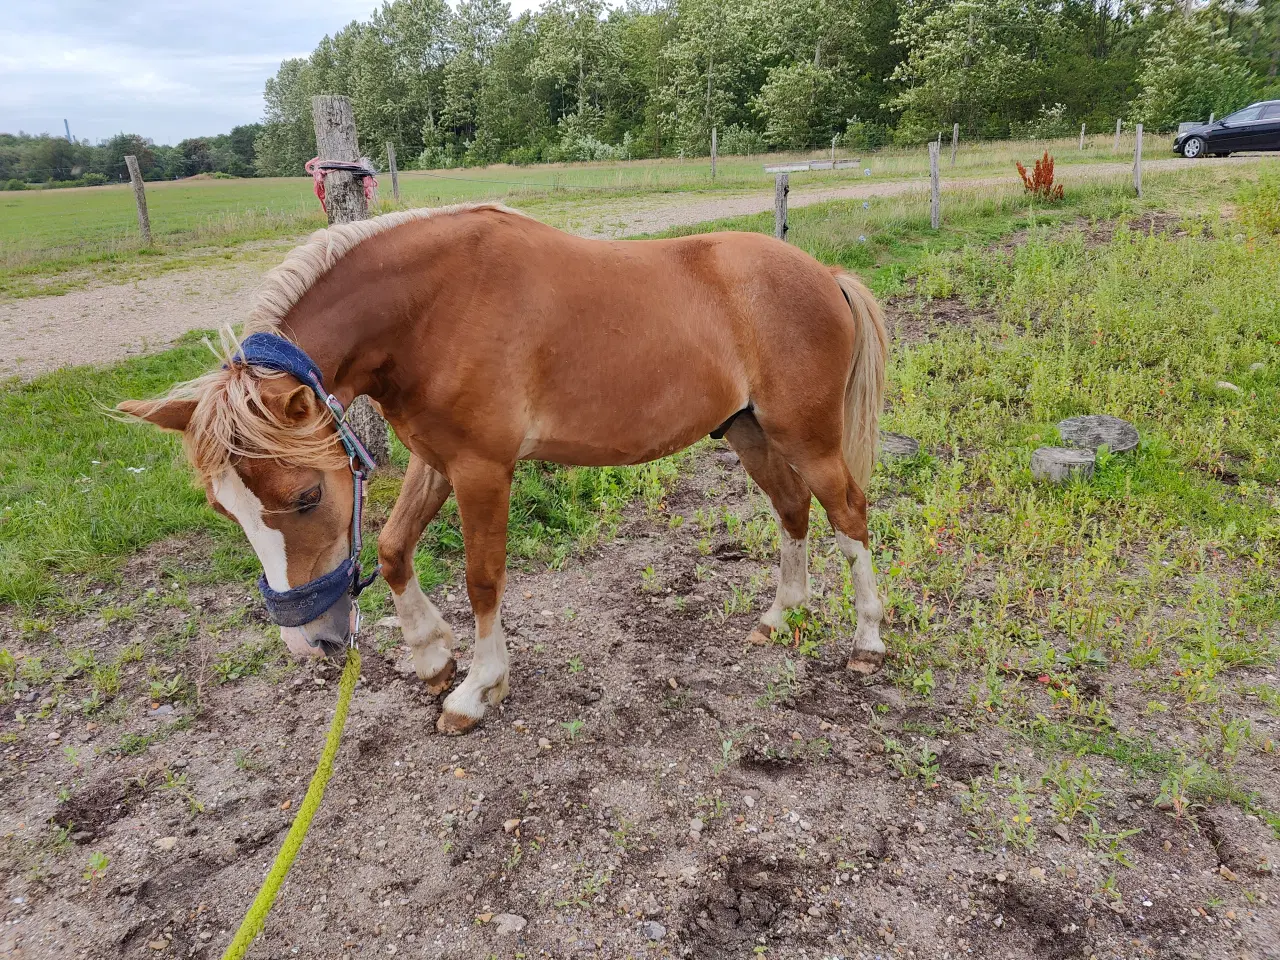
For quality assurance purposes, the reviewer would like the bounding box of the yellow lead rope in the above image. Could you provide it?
[221,647,361,960]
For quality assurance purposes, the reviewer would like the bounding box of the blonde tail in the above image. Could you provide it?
[831,270,888,490]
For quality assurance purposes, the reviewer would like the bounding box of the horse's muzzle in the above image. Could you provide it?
[280,595,355,660]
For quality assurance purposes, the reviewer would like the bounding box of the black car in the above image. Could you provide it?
[1174,100,1280,157]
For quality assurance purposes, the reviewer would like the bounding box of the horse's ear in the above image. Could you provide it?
[117,397,197,433]
[281,385,318,424]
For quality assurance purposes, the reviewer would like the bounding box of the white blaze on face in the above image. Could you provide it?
[212,469,289,590]
[212,469,322,657]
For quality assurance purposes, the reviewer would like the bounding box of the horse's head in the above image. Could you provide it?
[119,361,361,657]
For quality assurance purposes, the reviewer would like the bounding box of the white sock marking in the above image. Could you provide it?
[836,533,884,654]
[760,523,809,631]
[442,609,509,720]
[393,578,455,680]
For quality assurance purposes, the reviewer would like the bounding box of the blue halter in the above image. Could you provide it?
[229,332,380,640]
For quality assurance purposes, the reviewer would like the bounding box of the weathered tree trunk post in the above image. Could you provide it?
[1209,111,1215,125]
[125,155,152,246]
[774,174,788,241]
[950,123,959,165]
[1079,122,1086,150]
[1133,123,1143,198]
[928,141,941,230]
[710,126,717,179]
[311,95,390,468]
[386,142,400,203]
[1114,118,1122,153]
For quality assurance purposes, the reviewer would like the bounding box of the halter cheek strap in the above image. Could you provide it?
[229,332,381,642]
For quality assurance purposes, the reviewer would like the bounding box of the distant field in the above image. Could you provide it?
[0,134,1172,297]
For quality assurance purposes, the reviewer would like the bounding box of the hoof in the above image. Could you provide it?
[846,648,885,675]
[748,623,776,646]
[437,709,480,735]
[422,657,457,696]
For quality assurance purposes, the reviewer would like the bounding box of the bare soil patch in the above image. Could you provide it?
[1,444,1276,960]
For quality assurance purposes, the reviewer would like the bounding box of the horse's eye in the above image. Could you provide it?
[295,486,322,514]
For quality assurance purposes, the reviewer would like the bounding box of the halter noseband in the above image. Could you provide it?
[229,332,380,643]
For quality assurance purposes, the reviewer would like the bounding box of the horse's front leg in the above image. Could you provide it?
[438,457,513,735]
[378,456,457,694]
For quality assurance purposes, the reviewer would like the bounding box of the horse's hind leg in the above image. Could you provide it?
[378,456,457,694]
[784,452,885,673]
[724,414,812,643]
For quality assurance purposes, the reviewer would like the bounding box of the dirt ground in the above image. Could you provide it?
[1,435,1276,960]
[0,155,1232,380]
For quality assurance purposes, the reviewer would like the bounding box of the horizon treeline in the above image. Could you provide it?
[4,0,1277,187]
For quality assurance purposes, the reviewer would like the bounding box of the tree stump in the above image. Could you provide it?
[1031,447,1095,483]
[879,432,921,458]
[1057,415,1138,454]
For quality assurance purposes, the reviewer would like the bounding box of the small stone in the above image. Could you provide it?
[995,872,1007,883]
[807,905,823,918]
[376,616,400,629]
[1216,381,1242,393]
[667,677,678,690]
[147,941,167,951]
[639,920,666,941]
[743,794,756,809]
[537,738,552,750]
[47,731,61,742]
[503,818,521,834]
[689,818,704,834]
[454,768,466,779]
[1057,415,1139,454]
[879,432,921,458]
[493,913,526,936]
[154,836,177,852]
[1219,865,1239,882]
[1028,867,1045,881]
[1053,823,1071,842]
[1249,362,1266,373]
[1031,446,1095,484]
[523,591,533,600]
[476,913,494,924]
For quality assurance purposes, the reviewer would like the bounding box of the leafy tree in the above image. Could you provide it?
[754,61,836,148]
[1133,13,1258,130]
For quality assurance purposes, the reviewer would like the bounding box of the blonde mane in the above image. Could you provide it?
[245,201,523,335]
[150,202,523,481]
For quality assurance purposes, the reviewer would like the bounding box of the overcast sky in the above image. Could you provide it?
[1,0,543,145]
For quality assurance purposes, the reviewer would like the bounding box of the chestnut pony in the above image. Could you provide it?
[120,203,888,734]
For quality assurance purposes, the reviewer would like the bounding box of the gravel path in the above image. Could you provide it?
[0,156,1220,379]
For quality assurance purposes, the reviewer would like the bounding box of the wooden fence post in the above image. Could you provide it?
[1133,123,1143,198]
[1114,118,1122,153]
[1209,112,1215,125]
[774,174,788,241]
[124,155,152,246]
[386,142,399,203]
[929,141,941,230]
[950,123,959,165]
[711,126,717,179]
[312,94,389,467]
[1079,123,1086,151]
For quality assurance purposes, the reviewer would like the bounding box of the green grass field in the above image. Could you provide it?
[0,133,1172,297]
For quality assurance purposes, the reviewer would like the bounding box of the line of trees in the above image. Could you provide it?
[0,126,262,189]
[255,0,1279,174]
[4,0,1276,189]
